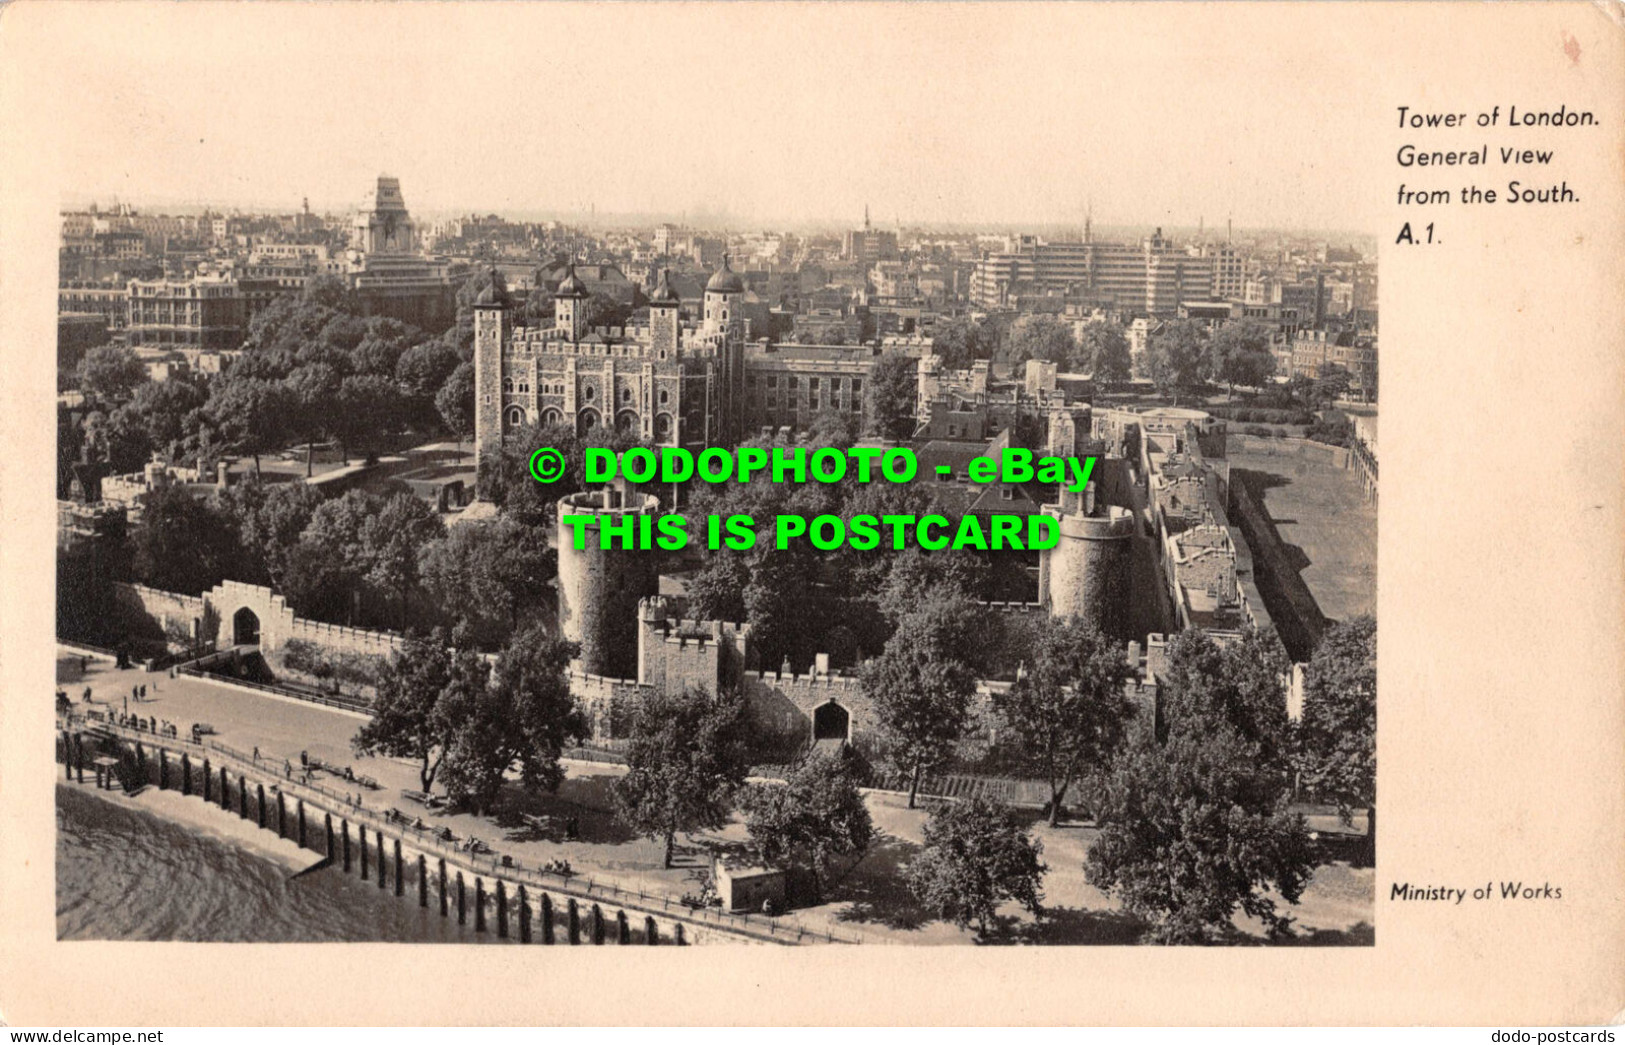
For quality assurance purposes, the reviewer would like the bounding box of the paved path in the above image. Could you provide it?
[59,650,1373,945]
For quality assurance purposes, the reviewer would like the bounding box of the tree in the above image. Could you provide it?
[612,686,752,868]
[435,361,476,443]
[395,339,463,427]
[876,547,988,624]
[353,629,461,793]
[907,796,1046,936]
[684,551,751,626]
[864,592,986,807]
[303,274,360,313]
[1144,320,1211,402]
[420,518,555,649]
[1295,616,1376,851]
[930,317,993,371]
[285,361,345,476]
[437,627,585,814]
[1005,314,1076,366]
[993,615,1137,826]
[584,292,632,330]
[76,345,149,403]
[741,748,873,901]
[237,478,324,590]
[1158,627,1293,768]
[207,377,294,473]
[112,377,208,461]
[333,373,407,463]
[360,492,446,628]
[1311,364,1353,409]
[1077,320,1132,386]
[85,407,153,475]
[741,551,820,672]
[1085,627,1311,943]
[806,407,860,448]
[1086,728,1313,943]
[350,317,419,377]
[130,484,235,595]
[864,353,918,441]
[1209,319,1276,395]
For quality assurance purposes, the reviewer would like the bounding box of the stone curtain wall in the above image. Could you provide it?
[111,584,206,647]
[57,724,804,945]
[110,580,402,663]
[1225,434,1352,468]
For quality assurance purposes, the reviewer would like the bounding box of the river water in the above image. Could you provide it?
[56,785,508,943]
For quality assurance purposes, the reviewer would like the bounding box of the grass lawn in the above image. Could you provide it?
[60,652,1374,946]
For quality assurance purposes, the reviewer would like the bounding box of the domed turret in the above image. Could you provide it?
[649,267,680,306]
[475,266,509,307]
[705,254,743,294]
[556,261,589,299]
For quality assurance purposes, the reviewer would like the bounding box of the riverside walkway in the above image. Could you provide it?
[59,650,858,944]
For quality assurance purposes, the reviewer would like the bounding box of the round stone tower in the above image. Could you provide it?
[1039,483,1136,638]
[556,488,663,678]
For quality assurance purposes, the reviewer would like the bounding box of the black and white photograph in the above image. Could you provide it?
[3,0,1621,1030]
[48,5,1377,951]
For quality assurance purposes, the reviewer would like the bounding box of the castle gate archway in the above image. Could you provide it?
[812,700,850,742]
[233,607,261,646]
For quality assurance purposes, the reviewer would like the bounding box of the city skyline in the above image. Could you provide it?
[35,3,1386,234]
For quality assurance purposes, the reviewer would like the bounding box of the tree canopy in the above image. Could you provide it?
[435,626,586,814]
[1209,319,1276,393]
[612,686,753,867]
[1076,320,1132,385]
[1295,615,1376,826]
[908,796,1047,936]
[1144,319,1212,401]
[1085,627,1311,943]
[864,353,918,442]
[992,614,1137,825]
[864,591,988,807]
[1005,314,1076,367]
[741,749,873,900]
[930,317,995,371]
[77,345,149,403]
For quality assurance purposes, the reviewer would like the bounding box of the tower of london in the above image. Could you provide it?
[474,261,748,470]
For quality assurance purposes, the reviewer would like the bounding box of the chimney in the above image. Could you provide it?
[814,652,830,676]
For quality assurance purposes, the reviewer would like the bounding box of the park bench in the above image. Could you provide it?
[402,788,443,808]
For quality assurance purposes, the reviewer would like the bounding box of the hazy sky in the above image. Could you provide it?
[24,2,1395,232]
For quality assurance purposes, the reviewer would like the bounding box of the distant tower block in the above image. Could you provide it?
[1039,483,1136,638]
[556,489,663,677]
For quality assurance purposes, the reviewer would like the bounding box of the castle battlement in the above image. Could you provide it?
[558,489,661,517]
[742,669,863,690]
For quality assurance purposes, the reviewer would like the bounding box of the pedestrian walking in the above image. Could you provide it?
[253,746,260,761]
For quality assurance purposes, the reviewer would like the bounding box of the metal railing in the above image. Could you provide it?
[176,664,371,714]
[65,713,860,946]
